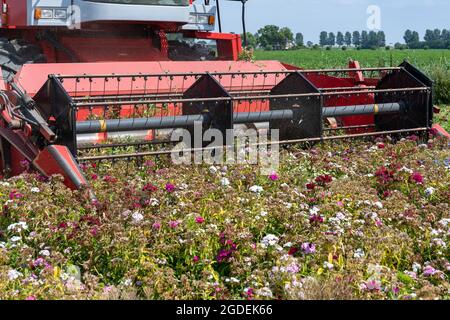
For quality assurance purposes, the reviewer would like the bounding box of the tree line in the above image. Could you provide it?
[402,29,450,49]
[242,25,450,50]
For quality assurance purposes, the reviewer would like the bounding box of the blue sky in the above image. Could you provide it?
[217,0,450,44]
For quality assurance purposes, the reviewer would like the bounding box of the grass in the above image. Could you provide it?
[255,49,450,105]
[436,105,450,132]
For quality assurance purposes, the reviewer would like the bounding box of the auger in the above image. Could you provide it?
[0,0,445,191]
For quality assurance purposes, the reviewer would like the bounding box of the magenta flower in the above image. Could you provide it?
[91,174,98,181]
[165,183,175,192]
[193,256,199,263]
[25,295,36,300]
[195,216,205,224]
[410,172,424,184]
[301,242,316,254]
[168,220,180,229]
[269,172,279,181]
[152,222,161,230]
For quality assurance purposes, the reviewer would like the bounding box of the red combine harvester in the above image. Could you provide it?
[0,0,441,191]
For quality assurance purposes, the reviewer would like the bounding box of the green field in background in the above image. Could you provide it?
[254,49,450,70]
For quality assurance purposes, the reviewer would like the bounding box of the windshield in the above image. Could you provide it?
[85,0,190,6]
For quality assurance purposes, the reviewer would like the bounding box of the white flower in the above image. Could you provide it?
[10,236,22,242]
[220,177,230,186]
[283,242,293,248]
[249,185,263,193]
[400,166,413,174]
[256,287,273,298]
[39,249,50,257]
[260,211,268,217]
[8,269,23,281]
[149,198,159,207]
[425,187,435,196]
[323,261,334,270]
[7,221,28,233]
[309,206,320,215]
[373,201,383,209]
[261,234,279,248]
[209,166,218,174]
[131,211,144,224]
[123,279,133,286]
[354,248,365,259]
[412,262,422,273]
[30,187,40,193]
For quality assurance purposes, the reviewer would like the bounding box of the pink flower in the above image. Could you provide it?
[195,216,205,224]
[193,256,199,263]
[25,295,36,300]
[410,172,424,184]
[365,280,381,291]
[152,222,161,230]
[168,220,180,229]
[423,265,438,277]
[269,172,279,181]
[165,183,175,192]
[301,242,316,254]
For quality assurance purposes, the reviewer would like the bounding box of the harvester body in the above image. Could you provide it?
[0,0,442,192]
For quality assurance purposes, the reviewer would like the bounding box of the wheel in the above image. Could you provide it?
[0,38,46,83]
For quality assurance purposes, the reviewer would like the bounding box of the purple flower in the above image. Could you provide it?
[423,265,437,277]
[301,242,316,254]
[165,183,175,192]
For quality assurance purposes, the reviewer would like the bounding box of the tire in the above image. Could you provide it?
[0,38,46,83]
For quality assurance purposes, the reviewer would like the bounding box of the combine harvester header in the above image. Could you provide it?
[0,0,444,192]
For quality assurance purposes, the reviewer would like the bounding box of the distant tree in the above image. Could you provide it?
[352,31,361,46]
[319,31,328,46]
[295,32,304,47]
[377,31,386,47]
[442,29,450,48]
[424,28,446,48]
[328,32,336,46]
[404,29,413,44]
[242,32,258,49]
[404,30,421,48]
[345,32,352,46]
[336,32,344,46]
[279,27,294,49]
[361,30,369,48]
[368,31,378,48]
[306,41,313,47]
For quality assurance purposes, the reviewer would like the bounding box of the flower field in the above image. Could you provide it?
[0,131,449,300]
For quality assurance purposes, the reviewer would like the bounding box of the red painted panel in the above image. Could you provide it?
[17,60,288,96]
[5,0,27,26]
